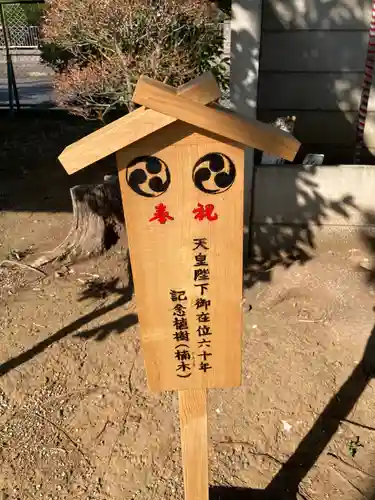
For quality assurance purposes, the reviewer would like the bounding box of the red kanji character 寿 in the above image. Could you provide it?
[193,203,218,221]
[149,203,174,224]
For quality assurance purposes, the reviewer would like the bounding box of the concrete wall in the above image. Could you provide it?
[251,164,375,257]
[229,0,263,253]
[253,165,373,226]
[226,4,375,255]
[258,0,375,163]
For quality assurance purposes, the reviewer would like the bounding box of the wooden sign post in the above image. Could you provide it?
[58,72,301,500]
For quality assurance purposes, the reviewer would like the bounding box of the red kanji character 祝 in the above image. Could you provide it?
[193,203,218,222]
[149,203,174,224]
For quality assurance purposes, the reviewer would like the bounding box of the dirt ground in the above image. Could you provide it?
[2,114,375,500]
[1,206,375,500]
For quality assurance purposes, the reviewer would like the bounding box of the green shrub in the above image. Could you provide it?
[41,0,228,121]
[22,3,45,25]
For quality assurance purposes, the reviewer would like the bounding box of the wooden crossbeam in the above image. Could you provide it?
[133,76,301,161]
[59,73,221,175]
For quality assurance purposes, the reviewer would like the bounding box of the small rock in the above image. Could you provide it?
[282,420,292,433]
[360,259,372,271]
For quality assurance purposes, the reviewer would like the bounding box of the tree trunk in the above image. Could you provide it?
[31,175,125,268]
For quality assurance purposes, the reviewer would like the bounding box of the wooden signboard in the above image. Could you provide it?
[116,125,244,392]
[58,72,301,500]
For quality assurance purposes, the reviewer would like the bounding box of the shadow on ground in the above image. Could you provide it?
[244,163,358,288]
[1,1,375,495]
[209,320,375,499]
[0,259,137,378]
[230,0,369,287]
[0,110,116,213]
[221,0,375,492]
[210,486,263,499]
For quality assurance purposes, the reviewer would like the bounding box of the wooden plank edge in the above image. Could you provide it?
[179,389,209,500]
[58,72,221,175]
[133,76,301,161]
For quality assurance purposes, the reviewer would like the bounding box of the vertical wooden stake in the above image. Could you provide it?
[179,388,209,500]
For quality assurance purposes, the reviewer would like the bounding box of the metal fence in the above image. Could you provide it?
[0,1,52,112]
[0,3,41,48]
[0,24,40,47]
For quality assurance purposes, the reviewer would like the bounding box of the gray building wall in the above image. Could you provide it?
[258,0,375,163]
[226,1,375,257]
[228,0,263,254]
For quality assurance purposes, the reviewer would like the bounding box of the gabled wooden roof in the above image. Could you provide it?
[134,76,300,161]
[59,72,301,175]
[59,73,221,174]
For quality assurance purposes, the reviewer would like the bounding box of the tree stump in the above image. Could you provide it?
[32,175,125,268]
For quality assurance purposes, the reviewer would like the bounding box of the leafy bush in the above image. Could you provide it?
[22,3,45,26]
[41,0,228,121]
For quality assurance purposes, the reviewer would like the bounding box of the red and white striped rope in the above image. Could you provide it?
[354,2,375,164]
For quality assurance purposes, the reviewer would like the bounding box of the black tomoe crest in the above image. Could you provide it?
[126,156,171,197]
[192,153,236,194]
